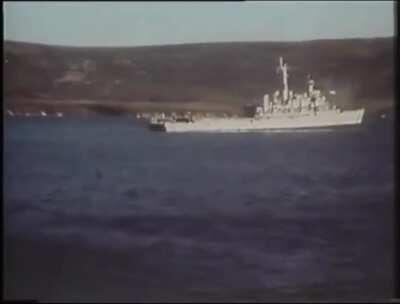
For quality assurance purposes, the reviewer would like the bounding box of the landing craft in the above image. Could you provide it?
[149,57,365,132]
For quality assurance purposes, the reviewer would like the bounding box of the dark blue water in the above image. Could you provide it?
[4,114,394,302]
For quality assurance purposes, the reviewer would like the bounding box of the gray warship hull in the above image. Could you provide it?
[151,109,365,133]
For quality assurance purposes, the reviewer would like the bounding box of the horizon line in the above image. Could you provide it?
[3,36,395,49]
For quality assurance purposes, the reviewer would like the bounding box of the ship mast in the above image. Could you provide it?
[279,57,289,102]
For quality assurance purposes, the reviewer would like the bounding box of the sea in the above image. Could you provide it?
[3,113,394,302]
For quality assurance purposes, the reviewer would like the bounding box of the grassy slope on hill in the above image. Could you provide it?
[3,38,394,114]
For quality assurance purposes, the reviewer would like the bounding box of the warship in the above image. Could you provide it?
[149,57,365,132]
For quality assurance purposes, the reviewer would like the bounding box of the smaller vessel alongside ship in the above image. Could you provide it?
[149,56,365,133]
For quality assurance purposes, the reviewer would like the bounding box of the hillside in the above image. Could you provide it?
[3,38,394,115]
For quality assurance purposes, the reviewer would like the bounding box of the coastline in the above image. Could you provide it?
[4,97,394,118]
[4,98,242,117]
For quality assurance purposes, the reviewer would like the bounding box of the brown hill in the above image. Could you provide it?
[3,38,394,115]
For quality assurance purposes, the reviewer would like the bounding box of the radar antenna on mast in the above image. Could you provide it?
[277,57,289,102]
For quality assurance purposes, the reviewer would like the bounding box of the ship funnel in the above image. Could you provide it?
[307,74,315,96]
[263,94,269,113]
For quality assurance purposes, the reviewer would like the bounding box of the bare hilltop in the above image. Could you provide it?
[3,37,394,116]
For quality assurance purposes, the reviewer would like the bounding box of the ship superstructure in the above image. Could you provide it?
[149,57,365,132]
